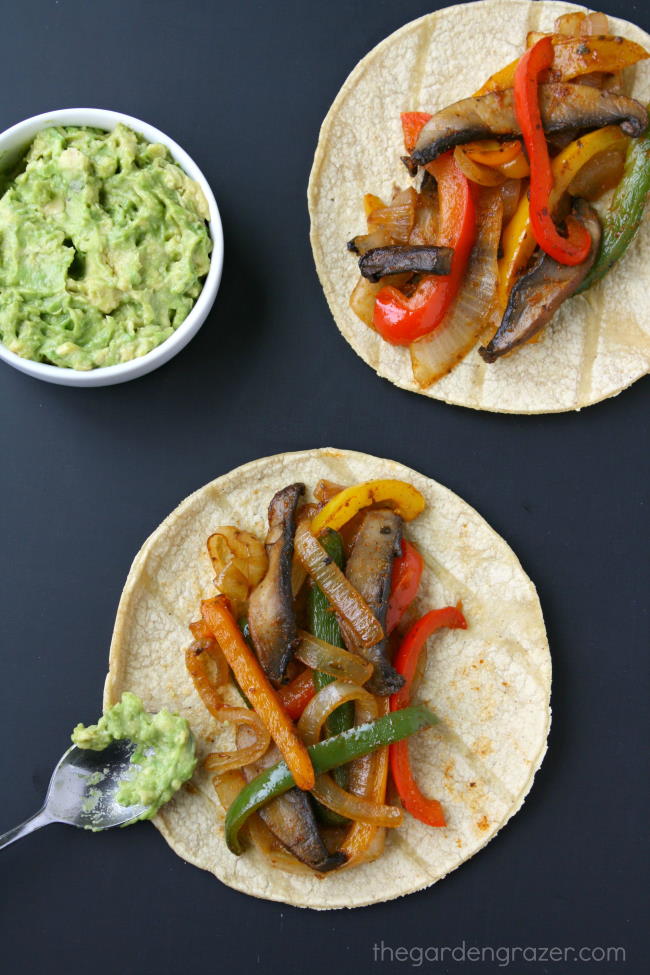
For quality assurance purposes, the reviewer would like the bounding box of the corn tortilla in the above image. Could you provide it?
[308,0,650,413]
[104,448,551,908]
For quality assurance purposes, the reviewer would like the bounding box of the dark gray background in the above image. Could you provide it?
[1,1,648,973]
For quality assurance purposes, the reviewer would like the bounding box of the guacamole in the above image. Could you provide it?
[0,124,211,369]
[72,691,196,821]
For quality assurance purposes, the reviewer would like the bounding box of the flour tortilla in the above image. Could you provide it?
[308,0,650,413]
[104,448,551,908]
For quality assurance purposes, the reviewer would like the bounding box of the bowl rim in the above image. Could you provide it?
[0,107,224,386]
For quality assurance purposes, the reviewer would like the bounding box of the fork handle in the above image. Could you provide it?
[0,808,53,851]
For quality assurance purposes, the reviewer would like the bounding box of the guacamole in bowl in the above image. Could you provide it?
[0,122,212,371]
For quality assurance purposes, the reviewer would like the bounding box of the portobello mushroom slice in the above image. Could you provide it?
[341,508,405,696]
[479,199,601,363]
[248,483,304,684]
[239,739,346,873]
[411,84,648,166]
[359,245,453,282]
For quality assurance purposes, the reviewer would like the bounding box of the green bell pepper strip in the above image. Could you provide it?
[307,527,352,825]
[577,110,650,294]
[224,705,438,854]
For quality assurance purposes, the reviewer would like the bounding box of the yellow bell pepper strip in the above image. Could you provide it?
[390,606,467,827]
[515,37,591,265]
[224,704,437,855]
[497,151,530,179]
[497,124,627,307]
[201,596,315,791]
[311,479,426,535]
[476,34,649,95]
[373,151,476,344]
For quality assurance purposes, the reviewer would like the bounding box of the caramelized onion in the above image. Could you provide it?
[453,146,505,186]
[311,772,402,827]
[295,631,373,685]
[212,768,246,809]
[410,187,503,387]
[204,708,271,775]
[314,479,345,504]
[184,642,227,717]
[207,527,268,608]
[348,227,392,256]
[408,199,439,246]
[367,187,417,244]
[297,678,378,745]
[298,680,394,831]
[340,697,391,866]
[582,11,610,35]
[567,143,627,200]
[186,639,271,774]
[499,178,523,224]
[553,11,587,35]
[294,522,384,648]
[349,273,411,327]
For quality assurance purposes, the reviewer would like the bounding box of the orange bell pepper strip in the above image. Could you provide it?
[373,151,476,344]
[389,605,467,827]
[497,152,530,179]
[386,540,424,634]
[476,34,649,95]
[278,669,317,720]
[514,37,591,265]
[464,139,522,168]
[201,596,315,791]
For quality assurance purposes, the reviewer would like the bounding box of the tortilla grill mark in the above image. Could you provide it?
[409,84,648,166]
[248,483,305,684]
[480,199,602,362]
[341,508,405,695]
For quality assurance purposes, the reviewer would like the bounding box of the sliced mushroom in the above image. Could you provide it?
[240,739,346,873]
[479,199,601,363]
[248,483,304,683]
[359,245,453,282]
[341,509,405,696]
[411,84,647,166]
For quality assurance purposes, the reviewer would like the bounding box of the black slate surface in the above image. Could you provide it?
[0,1,648,973]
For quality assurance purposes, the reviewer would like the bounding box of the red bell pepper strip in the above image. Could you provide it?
[278,668,317,720]
[386,539,424,634]
[373,151,476,345]
[514,36,591,266]
[389,605,467,827]
[401,111,432,154]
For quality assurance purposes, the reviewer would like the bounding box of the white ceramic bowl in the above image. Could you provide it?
[0,108,223,386]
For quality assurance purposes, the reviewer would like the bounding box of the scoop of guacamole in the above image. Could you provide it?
[0,124,212,369]
[72,691,196,821]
